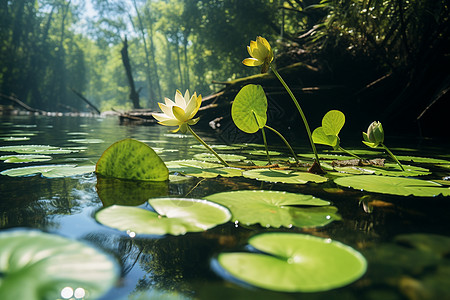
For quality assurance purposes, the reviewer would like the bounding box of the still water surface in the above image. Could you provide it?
[1,115,449,300]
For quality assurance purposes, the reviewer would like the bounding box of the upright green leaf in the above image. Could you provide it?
[231,84,267,133]
[96,139,168,181]
[322,110,345,136]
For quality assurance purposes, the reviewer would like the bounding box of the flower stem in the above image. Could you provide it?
[381,143,405,171]
[264,125,299,163]
[187,125,230,167]
[270,66,321,169]
[260,126,272,164]
[338,146,362,159]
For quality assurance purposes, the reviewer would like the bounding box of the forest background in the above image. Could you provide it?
[1,0,448,137]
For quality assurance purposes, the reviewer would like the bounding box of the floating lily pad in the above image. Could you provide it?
[96,198,231,236]
[397,155,450,164]
[215,233,367,292]
[0,145,76,154]
[204,190,339,228]
[231,84,267,134]
[0,154,52,163]
[1,136,30,141]
[194,153,247,162]
[298,153,353,161]
[334,175,450,197]
[68,138,104,144]
[335,163,430,177]
[0,229,119,300]
[191,144,241,151]
[0,164,95,178]
[96,138,168,181]
[246,150,281,156]
[243,168,328,184]
[166,160,242,178]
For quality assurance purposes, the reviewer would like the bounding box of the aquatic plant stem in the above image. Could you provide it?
[270,66,321,169]
[381,144,405,171]
[187,125,230,167]
[260,126,272,165]
[338,146,362,159]
[264,125,299,163]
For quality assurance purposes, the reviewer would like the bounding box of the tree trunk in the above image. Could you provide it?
[121,37,141,109]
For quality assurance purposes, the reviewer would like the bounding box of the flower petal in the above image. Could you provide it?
[159,119,182,126]
[152,112,172,122]
[158,103,175,118]
[175,90,186,109]
[164,97,176,107]
[172,105,188,122]
[185,94,200,119]
[243,58,263,66]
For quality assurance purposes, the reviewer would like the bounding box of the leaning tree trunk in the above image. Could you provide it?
[121,37,141,109]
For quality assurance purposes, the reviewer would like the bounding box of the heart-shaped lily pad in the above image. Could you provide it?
[96,138,168,181]
[96,198,231,236]
[0,164,95,178]
[334,163,430,177]
[204,190,340,228]
[0,229,119,300]
[215,233,367,292]
[194,153,247,162]
[334,175,450,197]
[231,84,267,133]
[243,168,327,184]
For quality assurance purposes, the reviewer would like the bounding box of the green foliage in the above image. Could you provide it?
[0,164,95,178]
[312,110,345,149]
[204,190,339,228]
[216,233,367,292]
[95,198,231,236]
[0,229,118,300]
[231,84,268,134]
[96,138,169,181]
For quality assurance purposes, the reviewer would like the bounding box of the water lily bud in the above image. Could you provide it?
[366,121,384,145]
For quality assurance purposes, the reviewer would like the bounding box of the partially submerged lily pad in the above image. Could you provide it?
[0,164,95,178]
[204,190,340,228]
[96,198,231,236]
[215,233,367,292]
[166,160,242,178]
[334,163,431,177]
[334,175,450,197]
[242,168,327,184]
[96,138,168,181]
[0,154,52,163]
[0,145,77,154]
[194,153,247,162]
[0,229,119,300]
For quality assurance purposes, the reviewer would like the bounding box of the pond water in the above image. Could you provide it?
[1,115,449,300]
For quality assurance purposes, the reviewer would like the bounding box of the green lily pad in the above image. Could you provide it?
[246,150,281,156]
[312,110,346,148]
[68,138,104,144]
[96,138,168,181]
[397,156,450,164]
[194,153,247,162]
[0,145,76,154]
[243,168,328,184]
[0,154,52,163]
[216,233,367,292]
[334,175,450,197]
[96,198,231,236]
[166,160,242,178]
[0,229,118,300]
[1,136,30,141]
[190,144,241,151]
[335,163,430,177]
[204,190,339,228]
[0,164,95,178]
[312,127,338,148]
[231,84,267,133]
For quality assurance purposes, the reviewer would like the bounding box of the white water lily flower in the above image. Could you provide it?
[152,90,202,133]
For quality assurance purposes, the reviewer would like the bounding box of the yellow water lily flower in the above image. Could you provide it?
[152,90,202,133]
[242,36,274,73]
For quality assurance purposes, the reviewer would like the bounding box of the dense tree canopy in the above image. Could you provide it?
[1,0,448,136]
